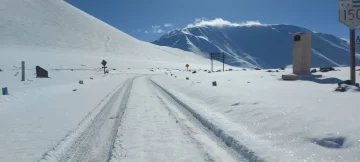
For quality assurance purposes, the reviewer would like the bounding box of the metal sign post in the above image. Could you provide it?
[211,54,213,72]
[339,0,360,85]
[351,29,356,84]
[21,61,25,81]
[210,52,226,72]
[222,53,225,72]
[101,60,107,74]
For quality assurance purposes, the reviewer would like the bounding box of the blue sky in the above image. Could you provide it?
[65,0,350,42]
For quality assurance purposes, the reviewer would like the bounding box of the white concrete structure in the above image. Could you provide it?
[293,32,312,74]
[282,32,321,80]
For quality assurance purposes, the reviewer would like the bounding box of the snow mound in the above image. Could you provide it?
[0,0,220,70]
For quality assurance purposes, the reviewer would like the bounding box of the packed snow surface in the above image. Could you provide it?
[152,67,360,162]
[1,0,360,162]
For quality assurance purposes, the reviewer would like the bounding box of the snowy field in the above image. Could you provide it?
[2,53,360,162]
[2,0,360,161]
[152,67,360,162]
[0,46,222,162]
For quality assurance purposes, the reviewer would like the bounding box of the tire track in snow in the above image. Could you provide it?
[150,79,244,162]
[39,77,136,162]
[109,77,215,162]
[150,79,267,162]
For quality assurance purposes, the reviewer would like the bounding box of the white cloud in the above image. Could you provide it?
[195,17,208,23]
[164,23,173,27]
[144,30,149,34]
[152,25,161,29]
[152,25,166,33]
[186,18,268,28]
[155,29,165,33]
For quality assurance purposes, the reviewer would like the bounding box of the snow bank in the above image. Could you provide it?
[152,67,360,162]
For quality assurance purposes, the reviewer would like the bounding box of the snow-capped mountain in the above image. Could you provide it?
[153,19,360,68]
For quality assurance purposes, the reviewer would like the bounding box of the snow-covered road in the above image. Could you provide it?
[4,68,359,162]
[39,77,136,162]
[110,76,243,162]
[38,76,244,162]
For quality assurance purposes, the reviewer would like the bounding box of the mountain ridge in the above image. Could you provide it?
[153,19,360,68]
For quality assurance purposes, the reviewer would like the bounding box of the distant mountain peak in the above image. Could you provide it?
[153,19,359,68]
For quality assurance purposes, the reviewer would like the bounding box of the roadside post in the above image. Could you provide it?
[338,0,360,85]
[2,87,8,95]
[21,61,25,81]
[101,60,107,75]
[210,52,225,72]
[186,64,189,71]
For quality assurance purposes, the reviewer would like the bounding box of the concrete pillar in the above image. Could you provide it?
[293,32,311,74]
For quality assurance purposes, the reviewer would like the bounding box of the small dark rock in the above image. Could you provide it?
[312,137,345,149]
[338,80,352,86]
[176,120,178,123]
[90,77,94,80]
[280,68,285,70]
[247,81,251,83]
[311,69,317,73]
[79,80,84,84]
[320,67,335,72]
[186,77,189,80]
[0,69,2,72]
[204,70,208,72]
[228,69,233,71]
[335,87,346,92]
[208,71,211,73]
[276,70,279,72]
[73,89,77,92]
[216,70,222,72]
[242,69,247,71]
[212,81,217,86]
[266,70,273,72]
[113,69,116,70]
[192,71,197,74]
